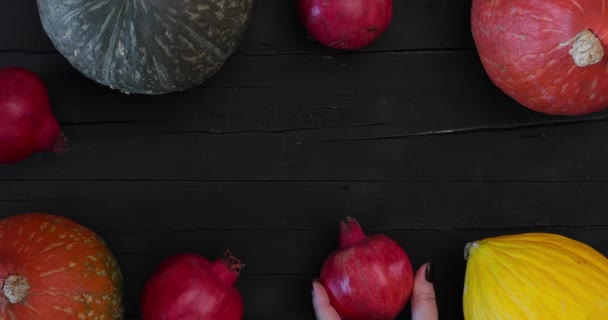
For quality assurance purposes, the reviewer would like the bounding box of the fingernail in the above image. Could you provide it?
[425,263,434,283]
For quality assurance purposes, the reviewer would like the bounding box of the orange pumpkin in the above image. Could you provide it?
[0,213,123,319]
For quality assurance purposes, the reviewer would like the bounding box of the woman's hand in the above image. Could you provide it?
[312,263,438,320]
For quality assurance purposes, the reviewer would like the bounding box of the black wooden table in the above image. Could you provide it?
[2,1,608,319]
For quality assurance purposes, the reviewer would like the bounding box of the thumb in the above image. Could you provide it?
[312,280,342,320]
[411,263,438,320]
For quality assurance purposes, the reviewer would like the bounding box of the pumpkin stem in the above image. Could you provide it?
[2,275,30,303]
[464,241,479,261]
[563,30,604,67]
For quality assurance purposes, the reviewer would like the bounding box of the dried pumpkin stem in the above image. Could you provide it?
[563,30,604,67]
[464,241,479,261]
[3,274,30,303]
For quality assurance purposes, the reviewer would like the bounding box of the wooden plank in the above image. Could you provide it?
[1,52,608,181]
[1,181,607,230]
[0,0,474,53]
[0,1,54,52]
[0,118,607,181]
[109,227,608,319]
[2,51,535,128]
[105,228,608,274]
[1,52,603,132]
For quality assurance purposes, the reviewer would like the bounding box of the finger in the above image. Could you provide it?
[411,263,438,320]
[312,280,342,320]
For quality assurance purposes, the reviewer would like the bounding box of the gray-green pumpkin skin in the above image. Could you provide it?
[37,0,253,95]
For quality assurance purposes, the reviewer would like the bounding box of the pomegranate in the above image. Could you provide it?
[140,251,244,320]
[0,67,65,163]
[320,217,414,320]
[297,0,393,50]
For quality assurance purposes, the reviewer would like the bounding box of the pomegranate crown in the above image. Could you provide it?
[339,216,367,248]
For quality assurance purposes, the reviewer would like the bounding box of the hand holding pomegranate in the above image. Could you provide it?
[313,217,436,320]
[313,263,438,320]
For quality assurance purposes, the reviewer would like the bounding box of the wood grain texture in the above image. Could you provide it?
[1,0,607,319]
[1,52,608,182]
[1,181,607,230]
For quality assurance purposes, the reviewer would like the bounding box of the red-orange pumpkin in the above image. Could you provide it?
[471,0,608,115]
[0,213,123,319]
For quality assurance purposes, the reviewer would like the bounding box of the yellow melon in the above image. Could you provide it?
[463,233,608,319]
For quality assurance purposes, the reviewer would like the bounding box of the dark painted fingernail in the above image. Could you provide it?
[425,263,434,283]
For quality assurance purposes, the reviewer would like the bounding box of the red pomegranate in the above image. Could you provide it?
[140,252,244,320]
[0,68,65,163]
[297,0,393,50]
[320,217,414,320]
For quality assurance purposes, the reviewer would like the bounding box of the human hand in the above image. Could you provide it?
[312,263,438,320]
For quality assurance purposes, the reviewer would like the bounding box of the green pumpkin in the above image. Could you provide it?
[37,0,253,95]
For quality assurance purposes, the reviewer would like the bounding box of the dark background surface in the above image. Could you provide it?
[2,1,608,319]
